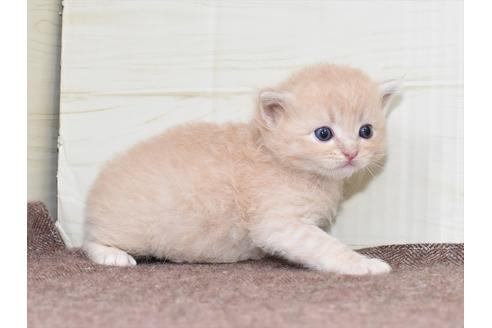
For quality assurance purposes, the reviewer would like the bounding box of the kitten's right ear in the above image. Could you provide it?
[379,79,403,115]
[257,89,292,129]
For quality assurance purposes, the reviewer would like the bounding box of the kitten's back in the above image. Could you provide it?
[84,122,261,257]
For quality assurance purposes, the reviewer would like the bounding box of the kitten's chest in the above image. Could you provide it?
[286,177,344,228]
[308,187,342,227]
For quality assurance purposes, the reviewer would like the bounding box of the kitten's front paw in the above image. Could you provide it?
[335,257,391,276]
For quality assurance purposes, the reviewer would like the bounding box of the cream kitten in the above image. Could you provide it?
[83,64,400,275]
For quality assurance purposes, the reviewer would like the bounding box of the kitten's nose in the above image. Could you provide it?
[342,150,358,162]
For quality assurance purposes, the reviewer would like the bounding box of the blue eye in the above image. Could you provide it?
[314,127,333,141]
[359,124,373,139]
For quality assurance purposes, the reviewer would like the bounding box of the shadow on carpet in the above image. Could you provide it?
[27,202,463,328]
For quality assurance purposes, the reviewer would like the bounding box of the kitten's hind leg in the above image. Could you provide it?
[83,241,137,267]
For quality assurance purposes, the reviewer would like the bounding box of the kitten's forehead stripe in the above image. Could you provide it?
[328,108,336,124]
[359,110,365,124]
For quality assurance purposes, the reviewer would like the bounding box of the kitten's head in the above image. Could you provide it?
[254,64,400,179]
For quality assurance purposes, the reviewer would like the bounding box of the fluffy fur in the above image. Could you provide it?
[84,64,399,275]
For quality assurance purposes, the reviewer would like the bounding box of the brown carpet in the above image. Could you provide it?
[27,202,463,328]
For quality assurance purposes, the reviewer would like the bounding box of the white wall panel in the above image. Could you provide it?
[59,0,463,247]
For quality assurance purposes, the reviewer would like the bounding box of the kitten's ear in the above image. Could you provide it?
[379,79,402,114]
[257,89,292,128]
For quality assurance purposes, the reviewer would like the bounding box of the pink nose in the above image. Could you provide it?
[342,150,358,162]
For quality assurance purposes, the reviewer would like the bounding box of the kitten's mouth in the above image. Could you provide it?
[338,161,356,169]
[326,162,359,179]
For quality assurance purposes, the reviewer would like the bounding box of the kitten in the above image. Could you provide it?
[83,64,400,275]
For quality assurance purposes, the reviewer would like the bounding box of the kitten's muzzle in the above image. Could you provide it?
[342,150,358,163]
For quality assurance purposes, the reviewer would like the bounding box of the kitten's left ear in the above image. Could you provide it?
[257,89,293,129]
[379,79,402,114]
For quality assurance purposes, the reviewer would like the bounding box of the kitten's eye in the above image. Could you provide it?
[314,127,333,141]
[359,124,373,139]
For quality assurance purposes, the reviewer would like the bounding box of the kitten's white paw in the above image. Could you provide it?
[97,252,137,267]
[363,258,392,274]
[335,257,391,276]
[83,242,137,267]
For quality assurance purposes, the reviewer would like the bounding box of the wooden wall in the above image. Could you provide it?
[58,0,463,247]
[27,0,62,218]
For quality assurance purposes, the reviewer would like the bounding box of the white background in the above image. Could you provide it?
[58,0,463,247]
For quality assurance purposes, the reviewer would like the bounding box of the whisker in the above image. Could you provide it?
[365,166,376,178]
[369,162,385,169]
